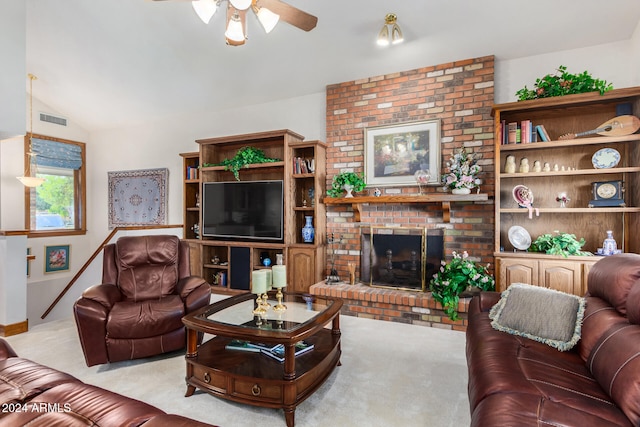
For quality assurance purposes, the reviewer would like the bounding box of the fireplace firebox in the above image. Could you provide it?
[360,226,444,292]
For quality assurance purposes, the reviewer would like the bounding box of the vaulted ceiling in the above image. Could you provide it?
[25,0,640,132]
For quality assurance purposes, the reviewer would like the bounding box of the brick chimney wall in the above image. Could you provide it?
[324,55,496,283]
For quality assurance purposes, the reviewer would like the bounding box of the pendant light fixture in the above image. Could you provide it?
[377,13,404,46]
[17,74,45,188]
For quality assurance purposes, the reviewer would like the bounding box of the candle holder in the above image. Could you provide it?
[252,294,267,316]
[273,287,287,312]
[261,293,271,310]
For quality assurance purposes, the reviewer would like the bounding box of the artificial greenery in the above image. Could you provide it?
[203,146,280,180]
[529,231,593,258]
[326,172,366,197]
[515,65,613,101]
[429,251,495,321]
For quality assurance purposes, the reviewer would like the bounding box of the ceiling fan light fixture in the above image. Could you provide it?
[255,6,279,34]
[229,0,252,11]
[191,0,217,24]
[225,12,246,43]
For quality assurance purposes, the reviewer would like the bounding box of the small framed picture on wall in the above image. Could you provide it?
[44,244,70,273]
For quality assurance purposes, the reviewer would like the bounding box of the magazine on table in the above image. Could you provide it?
[225,339,261,352]
[260,341,314,363]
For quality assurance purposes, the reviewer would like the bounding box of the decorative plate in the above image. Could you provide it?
[508,226,532,251]
[592,148,620,169]
[512,185,534,207]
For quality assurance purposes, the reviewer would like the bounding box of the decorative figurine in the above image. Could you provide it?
[532,160,542,172]
[504,155,516,173]
[543,162,551,172]
[519,157,529,173]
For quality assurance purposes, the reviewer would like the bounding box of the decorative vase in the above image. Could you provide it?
[276,253,284,265]
[302,216,315,243]
[343,184,354,198]
[451,187,471,195]
[602,230,617,256]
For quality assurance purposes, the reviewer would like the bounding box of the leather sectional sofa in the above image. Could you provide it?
[466,253,640,426]
[0,337,215,426]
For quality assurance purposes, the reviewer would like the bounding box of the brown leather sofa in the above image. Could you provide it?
[0,337,215,426]
[74,235,210,367]
[466,253,640,426]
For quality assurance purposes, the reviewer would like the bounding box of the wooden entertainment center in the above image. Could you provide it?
[180,129,326,294]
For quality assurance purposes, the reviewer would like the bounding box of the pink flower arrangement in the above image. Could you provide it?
[441,147,482,190]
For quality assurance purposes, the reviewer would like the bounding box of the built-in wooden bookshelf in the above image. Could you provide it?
[493,87,640,295]
[181,130,326,294]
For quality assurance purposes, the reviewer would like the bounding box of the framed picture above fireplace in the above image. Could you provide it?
[364,120,441,187]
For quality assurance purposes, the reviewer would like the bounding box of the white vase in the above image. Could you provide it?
[343,184,354,198]
[451,187,471,195]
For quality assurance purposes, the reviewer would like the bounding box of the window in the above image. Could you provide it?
[24,134,86,237]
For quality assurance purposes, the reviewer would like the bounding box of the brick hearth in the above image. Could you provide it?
[310,281,470,332]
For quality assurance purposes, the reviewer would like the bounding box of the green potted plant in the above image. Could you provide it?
[203,146,280,180]
[529,231,593,258]
[515,65,613,101]
[327,172,366,198]
[429,251,495,321]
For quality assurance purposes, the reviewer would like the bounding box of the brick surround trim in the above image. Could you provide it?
[310,282,470,331]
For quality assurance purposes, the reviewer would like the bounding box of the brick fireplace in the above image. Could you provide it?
[320,55,496,329]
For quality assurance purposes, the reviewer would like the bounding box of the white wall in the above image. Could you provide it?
[0,1,25,140]
[496,39,638,104]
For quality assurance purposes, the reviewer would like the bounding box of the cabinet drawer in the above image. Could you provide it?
[190,363,227,392]
[231,378,282,403]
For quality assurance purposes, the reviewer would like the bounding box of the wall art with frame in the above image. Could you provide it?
[45,244,70,273]
[364,120,441,187]
[108,168,168,229]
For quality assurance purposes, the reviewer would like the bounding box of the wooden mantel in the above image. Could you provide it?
[323,193,489,222]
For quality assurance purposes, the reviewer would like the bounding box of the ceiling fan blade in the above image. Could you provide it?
[257,0,317,31]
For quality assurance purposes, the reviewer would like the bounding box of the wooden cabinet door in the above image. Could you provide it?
[288,247,316,293]
[539,260,582,295]
[497,257,538,291]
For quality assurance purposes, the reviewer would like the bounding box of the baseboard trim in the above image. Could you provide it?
[0,320,29,337]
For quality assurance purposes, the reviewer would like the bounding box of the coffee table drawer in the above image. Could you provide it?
[191,364,227,392]
[232,378,282,403]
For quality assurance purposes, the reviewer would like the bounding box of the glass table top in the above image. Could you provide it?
[196,293,336,333]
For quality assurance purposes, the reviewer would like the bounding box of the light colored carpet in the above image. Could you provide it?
[5,307,470,427]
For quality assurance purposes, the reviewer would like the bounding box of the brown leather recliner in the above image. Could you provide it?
[74,235,210,367]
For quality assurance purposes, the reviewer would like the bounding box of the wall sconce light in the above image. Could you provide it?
[377,13,404,46]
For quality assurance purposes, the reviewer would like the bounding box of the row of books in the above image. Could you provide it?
[500,120,551,145]
[225,339,314,363]
[293,157,315,174]
[186,166,199,180]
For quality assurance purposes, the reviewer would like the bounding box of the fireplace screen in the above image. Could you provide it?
[360,226,443,292]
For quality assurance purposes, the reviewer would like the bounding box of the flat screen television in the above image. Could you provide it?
[201,180,284,241]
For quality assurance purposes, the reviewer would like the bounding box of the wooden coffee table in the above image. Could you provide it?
[182,292,342,427]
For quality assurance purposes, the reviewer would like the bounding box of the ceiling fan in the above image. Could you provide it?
[151,0,318,46]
